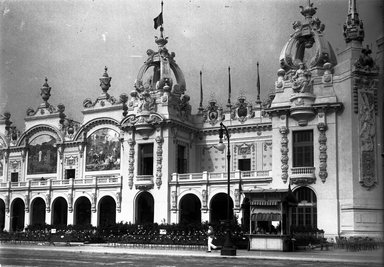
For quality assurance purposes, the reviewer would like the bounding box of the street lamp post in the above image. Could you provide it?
[217,122,237,256]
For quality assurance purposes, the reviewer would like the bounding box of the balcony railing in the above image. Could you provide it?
[290,167,316,185]
[0,175,122,189]
[171,170,271,183]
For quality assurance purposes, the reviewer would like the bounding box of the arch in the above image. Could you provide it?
[16,124,63,146]
[0,198,5,231]
[210,193,234,225]
[30,197,46,226]
[98,196,116,227]
[10,198,25,232]
[135,191,154,224]
[179,193,201,225]
[74,117,119,141]
[291,186,317,228]
[74,196,91,226]
[52,197,68,226]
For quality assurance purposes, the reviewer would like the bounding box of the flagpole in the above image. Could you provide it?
[199,71,203,110]
[256,62,261,104]
[160,1,164,38]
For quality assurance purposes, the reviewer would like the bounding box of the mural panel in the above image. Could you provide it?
[86,128,121,171]
[27,135,57,174]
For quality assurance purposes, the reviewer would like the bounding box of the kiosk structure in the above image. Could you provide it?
[244,187,297,251]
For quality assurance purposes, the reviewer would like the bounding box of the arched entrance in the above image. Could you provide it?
[0,199,5,231]
[11,198,25,232]
[74,197,91,226]
[52,197,68,226]
[179,194,201,224]
[210,193,234,224]
[136,192,154,224]
[292,187,317,228]
[98,196,116,227]
[31,197,46,226]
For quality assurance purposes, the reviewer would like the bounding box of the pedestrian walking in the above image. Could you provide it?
[207,226,218,252]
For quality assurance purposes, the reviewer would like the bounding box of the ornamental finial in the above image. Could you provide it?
[343,0,364,43]
[40,77,51,104]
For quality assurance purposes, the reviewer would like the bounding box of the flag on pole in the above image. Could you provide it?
[154,12,163,29]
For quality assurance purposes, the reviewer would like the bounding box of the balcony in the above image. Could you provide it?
[135,175,154,190]
[0,175,122,190]
[171,170,272,184]
[290,167,316,185]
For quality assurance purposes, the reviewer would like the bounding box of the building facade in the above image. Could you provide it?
[0,1,383,238]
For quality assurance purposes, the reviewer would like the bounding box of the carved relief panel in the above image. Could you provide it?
[357,81,378,189]
[199,146,225,173]
[64,155,79,179]
[8,159,21,182]
[233,143,255,171]
[263,141,273,171]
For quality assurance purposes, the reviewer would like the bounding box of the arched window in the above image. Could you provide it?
[291,187,317,228]
[27,135,57,174]
[85,128,121,171]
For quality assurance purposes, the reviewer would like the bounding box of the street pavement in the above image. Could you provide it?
[0,242,383,265]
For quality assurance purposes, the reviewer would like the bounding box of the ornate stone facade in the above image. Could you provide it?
[0,0,382,239]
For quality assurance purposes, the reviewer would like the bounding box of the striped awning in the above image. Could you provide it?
[251,200,280,206]
[251,213,281,221]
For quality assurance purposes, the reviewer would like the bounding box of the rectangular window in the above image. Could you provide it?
[11,172,18,182]
[138,143,154,175]
[293,130,314,167]
[177,145,187,174]
[238,158,251,171]
[65,169,76,179]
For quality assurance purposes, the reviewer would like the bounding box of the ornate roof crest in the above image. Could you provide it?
[230,95,255,123]
[279,1,337,71]
[202,96,224,126]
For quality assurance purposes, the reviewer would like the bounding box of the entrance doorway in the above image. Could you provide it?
[74,197,91,225]
[98,196,116,227]
[52,197,68,226]
[31,197,46,225]
[136,192,154,224]
[179,194,201,224]
[11,198,25,232]
[210,193,233,224]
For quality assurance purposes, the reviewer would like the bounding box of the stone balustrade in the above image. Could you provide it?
[171,170,272,183]
[0,175,122,190]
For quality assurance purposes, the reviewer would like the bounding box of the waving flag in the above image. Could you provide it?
[154,12,163,29]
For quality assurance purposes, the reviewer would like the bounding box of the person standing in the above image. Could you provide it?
[207,226,218,252]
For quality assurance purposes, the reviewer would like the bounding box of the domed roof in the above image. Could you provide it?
[279,1,337,71]
[134,33,186,98]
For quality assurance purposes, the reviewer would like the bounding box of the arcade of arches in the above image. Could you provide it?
[0,188,317,231]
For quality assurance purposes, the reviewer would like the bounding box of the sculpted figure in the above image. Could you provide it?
[292,63,312,93]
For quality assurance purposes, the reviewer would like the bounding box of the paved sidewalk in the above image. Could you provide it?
[0,243,383,264]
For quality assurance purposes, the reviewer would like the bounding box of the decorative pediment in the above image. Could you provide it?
[82,67,121,110]
[121,112,164,139]
[26,78,64,119]
[234,143,254,157]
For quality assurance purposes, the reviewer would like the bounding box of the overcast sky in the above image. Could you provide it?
[0,0,383,130]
